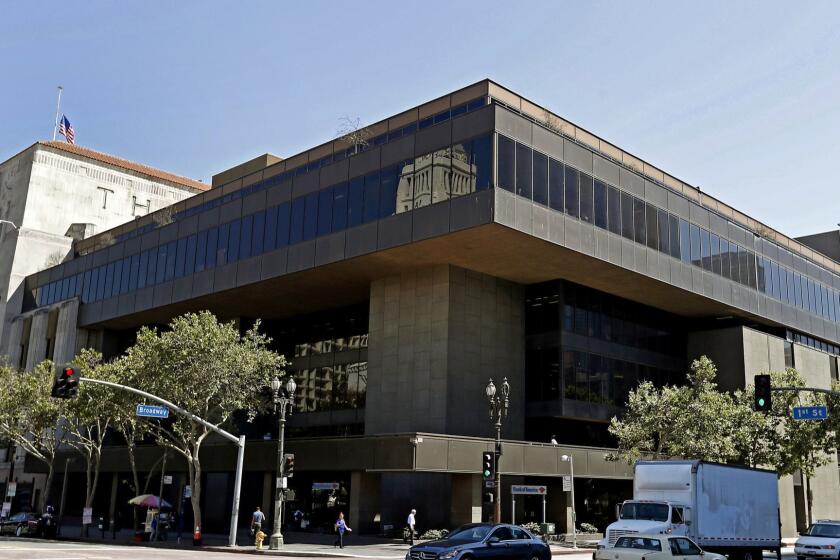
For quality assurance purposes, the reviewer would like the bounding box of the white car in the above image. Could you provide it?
[595,535,726,560]
[795,521,840,560]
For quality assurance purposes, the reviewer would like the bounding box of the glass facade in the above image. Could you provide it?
[498,134,840,331]
[526,280,686,410]
[36,134,492,308]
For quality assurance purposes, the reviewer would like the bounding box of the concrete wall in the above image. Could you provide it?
[0,144,197,359]
[365,265,525,438]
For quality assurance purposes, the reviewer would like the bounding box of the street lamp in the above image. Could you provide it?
[486,377,510,523]
[269,375,296,550]
[560,454,577,549]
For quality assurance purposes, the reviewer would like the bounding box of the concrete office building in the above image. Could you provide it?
[0,140,207,510]
[9,81,840,536]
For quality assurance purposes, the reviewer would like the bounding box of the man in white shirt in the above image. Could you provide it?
[406,509,417,545]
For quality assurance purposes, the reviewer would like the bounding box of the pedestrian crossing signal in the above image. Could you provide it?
[754,374,772,413]
[51,365,80,399]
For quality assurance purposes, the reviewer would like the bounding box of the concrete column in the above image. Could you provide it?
[5,317,23,368]
[450,474,482,526]
[52,299,79,365]
[24,310,48,370]
[349,471,380,533]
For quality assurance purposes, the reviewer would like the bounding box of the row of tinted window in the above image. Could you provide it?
[38,136,492,306]
[499,134,840,325]
[114,97,488,243]
[787,330,840,356]
[526,347,683,408]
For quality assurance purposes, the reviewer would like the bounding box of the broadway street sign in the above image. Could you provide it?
[136,404,170,418]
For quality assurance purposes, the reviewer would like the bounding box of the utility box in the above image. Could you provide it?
[540,522,555,535]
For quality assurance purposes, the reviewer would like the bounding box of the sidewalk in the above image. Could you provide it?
[45,527,596,557]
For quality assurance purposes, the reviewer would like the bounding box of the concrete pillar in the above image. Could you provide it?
[450,474,482,526]
[778,476,797,538]
[365,265,525,438]
[52,299,79,365]
[5,316,23,368]
[349,471,380,534]
[24,310,48,370]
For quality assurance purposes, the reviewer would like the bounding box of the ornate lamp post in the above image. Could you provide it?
[486,378,510,523]
[269,375,296,550]
[560,454,577,549]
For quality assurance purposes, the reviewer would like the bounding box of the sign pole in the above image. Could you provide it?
[542,494,546,524]
[228,435,246,547]
[511,494,515,526]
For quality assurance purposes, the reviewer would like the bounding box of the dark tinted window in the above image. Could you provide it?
[669,215,680,259]
[633,198,646,245]
[498,135,516,192]
[594,180,607,229]
[533,151,548,206]
[155,244,166,283]
[579,173,594,223]
[206,227,218,267]
[700,228,711,271]
[348,177,364,227]
[516,143,532,199]
[239,215,253,260]
[227,220,241,263]
[363,172,380,222]
[472,134,492,191]
[548,159,563,211]
[252,211,265,255]
[129,254,140,291]
[645,203,658,250]
[303,192,319,240]
[317,189,333,236]
[290,197,305,244]
[195,230,207,272]
[720,238,731,279]
[657,209,669,255]
[379,166,399,217]
[217,222,230,266]
[689,224,701,266]
[620,193,634,240]
[332,183,349,229]
[679,219,691,264]
[175,237,188,277]
[608,186,621,235]
[264,207,278,251]
[564,166,579,218]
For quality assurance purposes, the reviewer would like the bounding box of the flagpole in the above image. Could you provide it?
[53,86,63,141]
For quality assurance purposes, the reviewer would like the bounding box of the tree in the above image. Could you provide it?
[0,360,67,511]
[63,349,120,533]
[336,116,372,155]
[119,311,284,532]
[610,356,835,525]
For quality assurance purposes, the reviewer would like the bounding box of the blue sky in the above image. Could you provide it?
[2,1,839,237]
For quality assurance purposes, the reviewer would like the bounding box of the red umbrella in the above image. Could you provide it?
[128,494,172,508]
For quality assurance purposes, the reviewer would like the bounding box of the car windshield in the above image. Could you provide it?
[808,524,840,538]
[448,525,493,542]
[615,537,663,551]
[620,502,670,522]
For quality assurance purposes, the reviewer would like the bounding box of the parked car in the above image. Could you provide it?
[407,523,550,560]
[795,520,840,560]
[595,535,725,560]
[0,511,41,537]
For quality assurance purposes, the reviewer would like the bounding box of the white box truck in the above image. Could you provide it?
[601,460,781,560]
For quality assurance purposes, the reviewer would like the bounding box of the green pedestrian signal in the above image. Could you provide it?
[481,451,494,481]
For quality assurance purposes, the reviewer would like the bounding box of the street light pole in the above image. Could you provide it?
[269,375,296,550]
[561,454,577,549]
[486,378,510,524]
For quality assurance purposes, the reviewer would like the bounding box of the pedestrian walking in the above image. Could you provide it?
[251,506,265,536]
[334,512,351,548]
[406,509,417,545]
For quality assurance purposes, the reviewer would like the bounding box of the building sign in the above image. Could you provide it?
[5,482,16,497]
[312,482,340,491]
[163,475,173,485]
[83,507,93,525]
[562,476,572,492]
[511,485,547,495]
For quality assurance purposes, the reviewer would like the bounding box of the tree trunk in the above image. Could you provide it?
[40,460,55,512]
[805,474,814,527]
[126,442,141,531]
[189,458,202,535]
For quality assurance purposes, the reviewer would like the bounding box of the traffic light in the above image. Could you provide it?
[51,365,80,399]
[482,451,494,481]
[754,374,772,413]
[284,453,295,478]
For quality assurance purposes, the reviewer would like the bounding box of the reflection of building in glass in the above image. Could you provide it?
[396,144,477,213]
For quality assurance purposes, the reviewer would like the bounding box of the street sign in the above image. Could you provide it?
[312,482,340,491]
[6,482,16,497]
[163,475,173,485]
[83,507,93,525]
[511,485,548,495]
[1,502,11,516]
[484,480,496,488]
[793,406,828,420]
[562,475,572,492]
[136,404,170,418]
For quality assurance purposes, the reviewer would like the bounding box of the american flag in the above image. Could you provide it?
[58,115,75,144]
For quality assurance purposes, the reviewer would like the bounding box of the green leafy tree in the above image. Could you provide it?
[0,360,66,511]
[119,311,284,532]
